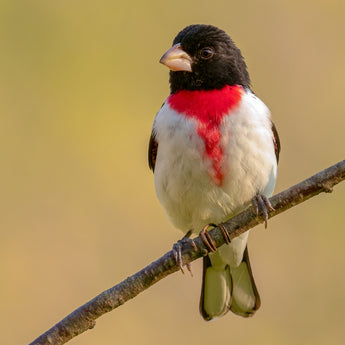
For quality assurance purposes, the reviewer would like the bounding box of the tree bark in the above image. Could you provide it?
[30,160,345,345]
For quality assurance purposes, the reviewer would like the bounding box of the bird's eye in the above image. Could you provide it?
[200,47,214,60]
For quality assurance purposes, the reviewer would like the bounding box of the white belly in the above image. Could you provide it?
[153,91,277,265]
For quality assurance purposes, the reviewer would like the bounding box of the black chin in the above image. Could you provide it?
[169,70,249,93]
[169,71,215,93]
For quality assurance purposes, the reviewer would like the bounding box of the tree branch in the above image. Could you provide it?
[30,160,345,345]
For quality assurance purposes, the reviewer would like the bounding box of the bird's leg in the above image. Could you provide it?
[173,222,232,274]
[172,230,197,276]
[252,194,275,228]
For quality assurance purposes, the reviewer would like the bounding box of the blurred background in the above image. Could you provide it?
[1,0,344,344]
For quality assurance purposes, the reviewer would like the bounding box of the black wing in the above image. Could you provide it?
[148,131,158,172]
[271,121,281,163]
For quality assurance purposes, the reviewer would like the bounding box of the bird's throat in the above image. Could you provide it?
[167,85,243,186]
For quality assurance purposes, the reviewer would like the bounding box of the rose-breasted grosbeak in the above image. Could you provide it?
[148,25,280,320]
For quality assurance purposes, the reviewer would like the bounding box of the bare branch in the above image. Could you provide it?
[30,160,345,345]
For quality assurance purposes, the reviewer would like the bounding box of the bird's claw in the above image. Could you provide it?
[218,223,231,244]
[252,194,275,228]
[172,231,197,276]
[199,222,231,254]
[199,224,217,253]
[173,241,184,273]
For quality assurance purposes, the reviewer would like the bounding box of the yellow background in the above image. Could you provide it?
[1,1,345,344]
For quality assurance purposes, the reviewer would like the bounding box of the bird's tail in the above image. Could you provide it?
[199,246,260,320]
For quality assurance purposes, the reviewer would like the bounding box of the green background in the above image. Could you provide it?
[1,1,344,344]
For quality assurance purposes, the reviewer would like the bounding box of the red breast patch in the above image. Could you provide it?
[168,85,243,186]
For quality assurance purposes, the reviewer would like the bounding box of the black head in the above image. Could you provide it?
[160,24,250,93]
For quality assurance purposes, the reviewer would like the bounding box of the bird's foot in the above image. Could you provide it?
[252,194,275,228]
[218,223,231,244]
[199,223,231,254]
[199,224,217,253]
[172,230,197,276]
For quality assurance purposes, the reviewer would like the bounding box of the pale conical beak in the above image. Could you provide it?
[159,43,193,72]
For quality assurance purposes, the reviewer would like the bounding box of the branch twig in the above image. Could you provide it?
[30,160,345,345]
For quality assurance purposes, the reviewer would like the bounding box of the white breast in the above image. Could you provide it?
[220,91,278,209]
[152,90,278,238]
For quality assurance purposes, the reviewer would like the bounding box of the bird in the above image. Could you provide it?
[148,24,280,320]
